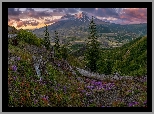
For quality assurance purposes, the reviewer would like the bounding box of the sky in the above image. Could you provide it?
[8,8,147,30]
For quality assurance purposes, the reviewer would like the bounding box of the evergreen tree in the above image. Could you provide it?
[84,16,100,72]
[54,31,60,58]
[60,43,69,60]
[44,25,50,50]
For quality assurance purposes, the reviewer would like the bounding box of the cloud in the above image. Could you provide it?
[26,8,35,11]
[52,8,65,12]
[30,20,39,26]
[16,20,39,28]
[8,8,147,29]
[95,8,119,18]
[80,8,95,13]
[44,18,59,24]
[66,8,79,13]
[10,16,20,21]
[44,19,52,24]
[25,9,52,19]
[119,8,147,23]
[8,8,21,16]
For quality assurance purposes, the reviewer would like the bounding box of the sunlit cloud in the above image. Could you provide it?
[8,8,147,29]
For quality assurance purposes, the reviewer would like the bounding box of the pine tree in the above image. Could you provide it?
[84,16,100,72]
[44,25,50,50]
[54,31,60,58]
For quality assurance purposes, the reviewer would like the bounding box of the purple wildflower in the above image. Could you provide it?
[94,82,98,85]
[13,76,17,80]
[86,92,91,96]
[11,65,17,71]
[34,99,38,104]
[39,77,42,81]
[144,100,147,104]
[54,87,58,91]
[106,87,111,90]
[129,102,138,107]
[81,90,86,93]
[87,85,94,89]
[45,96,49,100]
[17,57,20,61]
[63,86,67,92]
[90,80,96,85]
[58,63,60,67]
[102,84,107,89]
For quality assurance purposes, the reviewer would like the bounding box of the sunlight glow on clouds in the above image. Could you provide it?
[8,8,147,30]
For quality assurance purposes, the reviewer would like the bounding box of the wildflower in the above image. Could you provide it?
[41,95,49,101]
[39,77,42,81]
[144,100,147,105]
[87,85,94,89]
[102,84,107,89]
[17,57,20,61]
[34,99,38,104]
[81,90,86,93]
[13,76,17,80]
[11,65,17,71]
[90,80,96,85]
[86,92,91,96]
[128,103,132,107]
[58,63,60,67]
[128,102,138,107]
[63,86,67,93]
[135,102,138,105]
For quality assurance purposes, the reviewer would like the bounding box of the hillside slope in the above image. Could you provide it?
[97,36,147,76]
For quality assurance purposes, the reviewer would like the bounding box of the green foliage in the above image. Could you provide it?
[97,36,147,76]
[44,25,51,50]
[54,31,61,58]
[17,29,44,47]
[60,44,68,60]
[84,16,100,72]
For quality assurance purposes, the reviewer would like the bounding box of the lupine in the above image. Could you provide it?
[87,85,94,90]
[128,102,138,107]
[11,65,17,71]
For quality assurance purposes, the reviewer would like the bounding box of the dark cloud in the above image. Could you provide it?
[26,9,52,19]
[80,8,95,13]
[52,8,65,12]
[26,8,35,11]
[8,8,21,16]
[52,8,79,14]
[66,8,79,13]
[95,8,119,18]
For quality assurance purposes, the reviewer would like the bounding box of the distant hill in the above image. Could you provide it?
[8,25,18,34]
[97,36,147,76]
